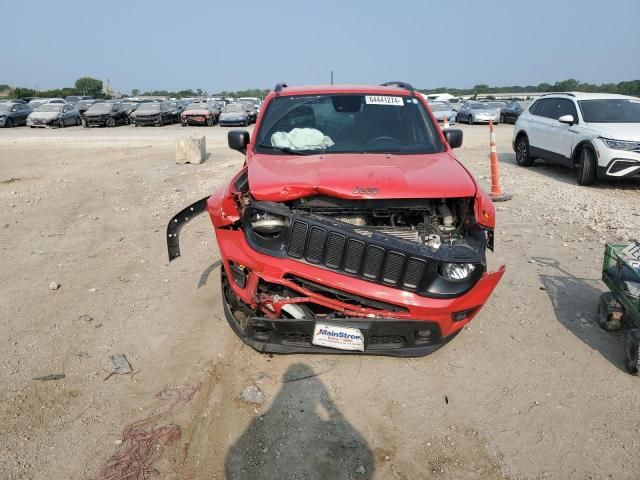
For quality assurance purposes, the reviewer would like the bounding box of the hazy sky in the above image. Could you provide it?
[3,0,639,93]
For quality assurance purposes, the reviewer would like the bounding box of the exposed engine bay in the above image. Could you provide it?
[288,196,472,251]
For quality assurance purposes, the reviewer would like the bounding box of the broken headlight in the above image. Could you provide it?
[439,263,476,281]
[250,210,287,237]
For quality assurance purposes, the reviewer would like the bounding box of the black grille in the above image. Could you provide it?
[344,239,365,273]
[284,220,432,292]
[287,221,308,258]
[403,258,427,290]
[306,226,326,263]
[324,233,346,269]
[363,245,385,279]
[383,251,405,285]
[368,335,406,347]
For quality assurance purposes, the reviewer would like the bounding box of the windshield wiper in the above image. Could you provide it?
[256,144,316,156]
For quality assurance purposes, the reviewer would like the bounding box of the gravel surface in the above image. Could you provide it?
[1,123,639,479]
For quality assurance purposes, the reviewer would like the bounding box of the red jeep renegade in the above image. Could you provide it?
[167,82,504,356]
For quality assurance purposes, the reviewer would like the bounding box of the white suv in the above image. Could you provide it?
[512,92,640,185]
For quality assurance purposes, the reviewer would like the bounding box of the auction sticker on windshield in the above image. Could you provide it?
[312,323,365,351]
[365,96,404,106]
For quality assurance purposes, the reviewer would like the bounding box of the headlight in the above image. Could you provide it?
[440,263,476,281]
[600,138,640,151]
[250,210,287,237]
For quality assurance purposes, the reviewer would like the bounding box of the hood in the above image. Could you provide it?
[183,109,210,116]
[84,110,110,117]
[221,111,247,119]
[585,123,640,141]
[29,111,60,120]
[433,111,453,119]
[473,109,500,115]
[247,152,477,201]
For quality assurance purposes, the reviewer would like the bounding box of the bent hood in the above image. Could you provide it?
[247,152,477,201]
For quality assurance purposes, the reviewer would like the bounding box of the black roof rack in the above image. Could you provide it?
[274,83,288,94]
[540,92,576,97]
[380,81,414,92]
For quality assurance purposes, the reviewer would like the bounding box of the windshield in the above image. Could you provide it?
[137,103,161,112]
[120,102,137,110]
[487,102,506,109]
[470,103,488,110]
[88,103,114,112]
[579,99,640,123]
[255,94,443,154]
[429,103,450,112]
[37,104,63,112]
[223,104,246,113]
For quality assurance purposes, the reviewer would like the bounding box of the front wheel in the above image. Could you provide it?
[157,115,164,127]
[75,116,81,126]
[5,118,12,128]
[576,147,596,186]
[597,292,624,331]
[467,115,473,125]
[58,118,65,128]
[515,135,533,166]
[106,117,115,128]
[624,329,640,375]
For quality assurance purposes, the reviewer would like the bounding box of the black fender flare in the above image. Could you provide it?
[571,140,596,166]
[166,196,210,261]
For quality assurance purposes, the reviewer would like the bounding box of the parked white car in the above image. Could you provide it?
[513,92,640,185]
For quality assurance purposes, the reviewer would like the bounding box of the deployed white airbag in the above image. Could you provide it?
[271,128,334,151]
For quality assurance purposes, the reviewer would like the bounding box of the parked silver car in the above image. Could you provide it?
[27,103,81,128]
[428,101,457,125]
[457,101,505,124]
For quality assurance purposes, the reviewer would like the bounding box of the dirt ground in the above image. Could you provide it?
[1,122,640,480]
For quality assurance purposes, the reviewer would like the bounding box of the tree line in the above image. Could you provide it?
[418,78,640,97]
[2,78,638,100]
[2,77,106,99]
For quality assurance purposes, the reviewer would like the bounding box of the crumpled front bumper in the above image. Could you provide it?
[167,197,505,356]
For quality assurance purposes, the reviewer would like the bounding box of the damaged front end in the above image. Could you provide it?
[168,169,504,356]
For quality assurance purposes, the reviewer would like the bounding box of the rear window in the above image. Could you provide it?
[255,94,444,155]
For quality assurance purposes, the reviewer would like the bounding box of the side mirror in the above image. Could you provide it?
[228,130,250,153]
[558,114,575,126]
[443,128,463,149]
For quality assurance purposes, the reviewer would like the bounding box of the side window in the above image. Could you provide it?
[557,99,578,121]
[529,100,543,115]
[537,99,561,119]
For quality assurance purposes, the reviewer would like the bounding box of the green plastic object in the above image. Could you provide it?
[602,242,640,327]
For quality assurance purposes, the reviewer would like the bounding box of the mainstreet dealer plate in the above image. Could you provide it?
[312,323,365,351]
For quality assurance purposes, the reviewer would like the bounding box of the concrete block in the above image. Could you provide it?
[176,135,206,164]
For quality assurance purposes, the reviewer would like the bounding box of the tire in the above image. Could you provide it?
[157,115,164,127]
[515,134,534,166]
[207,116,214,127]
[75,116,81,126]
[58,118,64,129]
[597,292,624,331]
[106,117,115,128]
[624,329,640,375]
[467,114,473,125]
[500,114,505,124]
[82,119,88,128]
[5,117,12,128]
[576,147,596,186]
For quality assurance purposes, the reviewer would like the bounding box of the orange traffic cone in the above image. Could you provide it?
[443,114,450,129]
[488,120,512,202]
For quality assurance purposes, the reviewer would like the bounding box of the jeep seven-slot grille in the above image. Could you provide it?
[286,219,427,290]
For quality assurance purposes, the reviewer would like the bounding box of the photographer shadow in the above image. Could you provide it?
[225,363,374,479]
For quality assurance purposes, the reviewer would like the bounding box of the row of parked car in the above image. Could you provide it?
[425,96,531,126]
[0,96,263,129]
